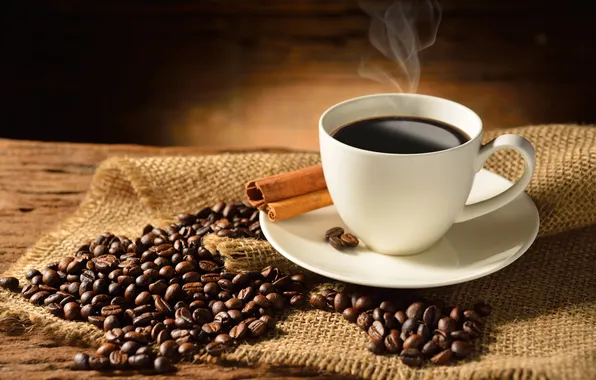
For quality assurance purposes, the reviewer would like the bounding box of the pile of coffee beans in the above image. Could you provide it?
[0,201,308,373]
[325,227,359,250]
[310,288,491,367]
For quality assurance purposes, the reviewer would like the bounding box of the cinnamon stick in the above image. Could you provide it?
[245,164,333,222]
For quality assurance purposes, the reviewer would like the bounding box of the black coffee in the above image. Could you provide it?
[331,116,469,154]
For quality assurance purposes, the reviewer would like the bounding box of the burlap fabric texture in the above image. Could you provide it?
[1,125,595,380]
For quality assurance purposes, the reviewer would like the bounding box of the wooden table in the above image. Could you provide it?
[0,138,347,379]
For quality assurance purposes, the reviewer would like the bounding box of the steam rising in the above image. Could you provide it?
[358,0,442,93]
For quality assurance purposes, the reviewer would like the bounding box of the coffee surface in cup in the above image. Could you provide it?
[331,116,469,154]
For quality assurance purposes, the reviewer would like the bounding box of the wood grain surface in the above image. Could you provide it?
[0,138,348,379]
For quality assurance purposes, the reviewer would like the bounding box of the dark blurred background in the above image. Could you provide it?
[2,0,594,151]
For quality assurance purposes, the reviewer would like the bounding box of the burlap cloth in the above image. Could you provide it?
[1,125,595,380]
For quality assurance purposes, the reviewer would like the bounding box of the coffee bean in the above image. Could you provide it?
[102,315,119,331]
[290,294,306,307]
[97,342,118,357]
[63,302,81,320]
[248,319,267,337]
[229,323,249,340]
[30,291,51,305]
[101,304,122,317]
[224,297,243,310]
[325,227,344,240]
[463,309,484,325]
[328,236,344,250]
[154,356,175,373]
[451,340,473,358]
[106,328,124,343]
[462,321,481,338]
[354,295,374,311]
[333,292,351,312]
[423,305,441,328]
[73,352,90,370]
[474,301,492,317]
[384,329,402,353]
[341,307,358,323]
[368,321,386,343]
[372,308,383,322]
[406,301,425,321]
[339,233,359,247]
[438,317,456,333]
[124,331,149,344]
[421,340,441,358]
[179,342,198,357]
[400,348,424,367]
[202,322,222,335]
[41,268,60,287]
[31,275,43,285]
[128,353,152,369]
[266,293,285,310]
[272,275,292,289]
[450,330,472,341]
[401,318,418,337]
[108,350,128,370]
[237,286,256,302]
[88,355,110,370]
[432,330,452,350]
[26,269,41,281]
[290,273,305,284]
[159,340,178,357]
[205,341,227,356]
[366,339,385,355]
[357,312,374,331]
[121,340,142,355]
[0,277,19,291]
[379,300,397,314]
[449,306,463,323]
[417,324,432,342]
[199,260,219,273]
[309,293,327,309]
[165,283,182,302]
[403,333,425,350]
[431,348,453,365]
[394,310,407,325]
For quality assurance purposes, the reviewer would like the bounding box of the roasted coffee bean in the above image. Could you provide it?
[451,330,472,341]
[101,304,122,317]
[372,308,383,322]
[103,315,120,331]
[266,293,285,310]
[474,301,492,317]
[43,293,64,306]
[272,275,292,289]
[432,331,452,350]
[339,233,359,247]
[357,312,374,331]
[366,339,385,355]
[406,301,425,321]
[165,283,182,302]
[333,292,351,312]
[154,356,175,373]
[202,322,222,335]
[309,293,327,309]
[325,227,344,240]
[219,290,232,302]
[328,236,344,250]
[258,282,275,295]
[92,279,109,294]
[229,323,249,340]
[88,355,110,370]
[134,291,152,306]
[26,269,41,281]
[417,324,432,342]
[41,268,60,287]
[421,340,441,358]
[178,342,198,357]
[160,340,178,357]
[431,348,453,365]
[214,333,234,346]
[133,312,154,327]
[199,260,219,273]
[342,307,359,323]
[205,341,226,356]
[463,309,484,325]
[211,300,226,315]
[80,290,95,305]
[73,352,90,370]
[203,282,219,297]
[403,334,425,350]
[423,305,441,328]
[224,297,243,310]
[368,321,386,343]
[47,303,63,317]
[88,315,106,329]
[248,319,267,337]
[400,348,424,367]
[237,287,256,302]
[21,284,38,299]
[148,280,168,296]
[63,302,81,320]
[217,278,233,291]
[108,350,128,370]
[156,330,173,346]
[60,295,77,307]
[290,294,306,307]
[29,291,51,305]
[124,331,149,344]
[384,329,402,353]
[128,353,152,369]
[106,328,124,343]
[438,317,457,333]
[449,306,463,323]
[394,310,407,325]
[0,277,19,291]
[354,295,374,311]
[96,342,118,357]
[401,318,418,336]
[379,300,397,314]
[452,340,473,358]
[462,321,481,338]
[120,340,142,355]
[290,273,305,284]
[259,315,276,329]
[31,275,43,285]
[242,300,258,315]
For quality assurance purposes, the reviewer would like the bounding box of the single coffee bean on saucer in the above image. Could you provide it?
[325,227,344,240]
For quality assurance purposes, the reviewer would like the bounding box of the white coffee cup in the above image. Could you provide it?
[319,93,535,255]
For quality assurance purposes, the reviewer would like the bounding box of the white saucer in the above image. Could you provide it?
[260,169,539,288]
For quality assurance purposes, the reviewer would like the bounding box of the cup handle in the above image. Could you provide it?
[455,134,535,223]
